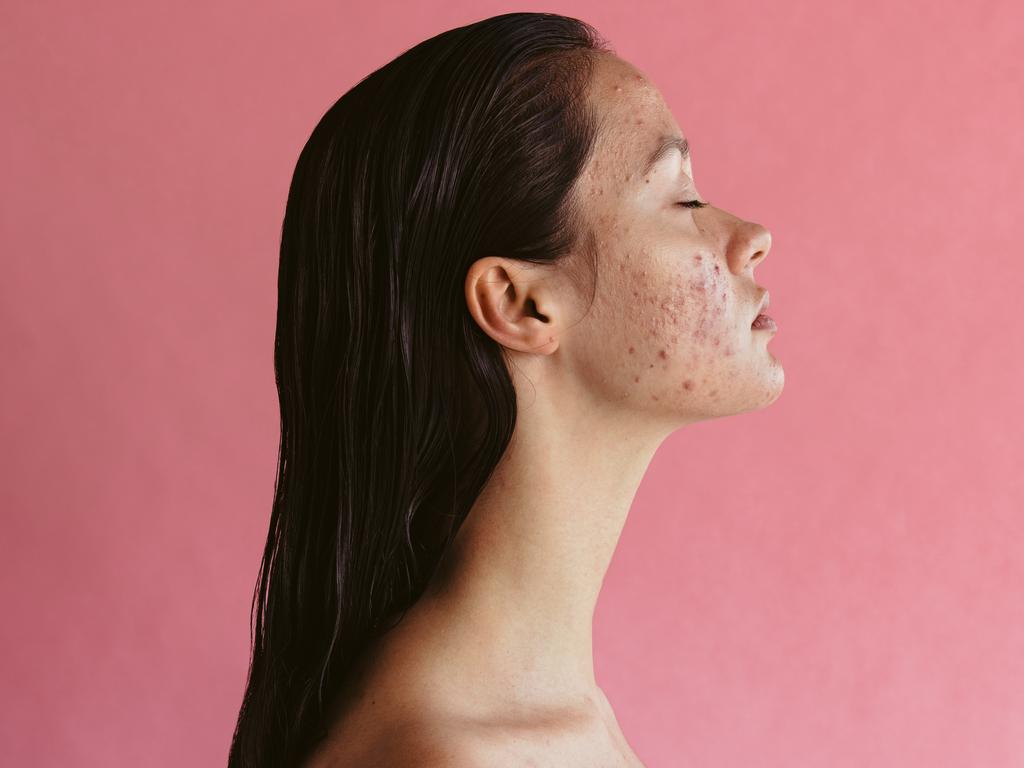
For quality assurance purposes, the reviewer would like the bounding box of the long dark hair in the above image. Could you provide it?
[228,12,610,766]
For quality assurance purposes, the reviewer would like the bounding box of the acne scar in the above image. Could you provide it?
[634,376,640,382]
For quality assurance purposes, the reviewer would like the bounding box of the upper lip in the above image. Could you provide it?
[753,292,770,322]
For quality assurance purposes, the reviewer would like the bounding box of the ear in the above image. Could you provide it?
[464,257,560,355]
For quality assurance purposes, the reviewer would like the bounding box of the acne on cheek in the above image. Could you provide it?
[622,255,738,392]
[686,264,731,345]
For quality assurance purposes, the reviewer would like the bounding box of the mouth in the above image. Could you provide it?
[751,292,776,331]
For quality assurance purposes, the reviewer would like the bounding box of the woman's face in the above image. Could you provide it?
[561,53,783,424]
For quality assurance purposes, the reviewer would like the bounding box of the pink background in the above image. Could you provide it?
[2,1,1022,766]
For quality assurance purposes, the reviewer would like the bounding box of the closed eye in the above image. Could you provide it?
[677,200,709,209]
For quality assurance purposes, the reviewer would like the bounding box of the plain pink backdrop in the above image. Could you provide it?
[2,1,1022,766]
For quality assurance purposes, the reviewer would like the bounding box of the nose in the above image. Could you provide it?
[728,220,772,274]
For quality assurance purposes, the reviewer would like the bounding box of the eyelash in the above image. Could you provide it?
[677,200,710,209]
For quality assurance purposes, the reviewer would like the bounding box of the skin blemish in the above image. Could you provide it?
[694,255,702,263]
[709,389,718,397]
[634,376,640,382]
[651,395,659,401]
[658,349,667,359]
[628,346,635,354]
[714,265,720,274]
[682,379,695,390]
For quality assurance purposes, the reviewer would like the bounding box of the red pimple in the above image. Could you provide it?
[634,376,640,383]
[682,379,695,390]
[658,349,667,359]
[628,346,635,354]
[714,265,720,273]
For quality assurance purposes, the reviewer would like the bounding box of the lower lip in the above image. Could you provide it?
[751,314,777,331]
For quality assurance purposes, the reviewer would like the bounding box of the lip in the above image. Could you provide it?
[751,291,770,325]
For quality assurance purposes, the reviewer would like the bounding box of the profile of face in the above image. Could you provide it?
[467,52,783,430]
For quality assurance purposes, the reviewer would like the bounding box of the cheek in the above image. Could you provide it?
[683,261,734,350]
[625,255,735,359]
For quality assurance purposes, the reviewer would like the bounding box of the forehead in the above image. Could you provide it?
[585,54,683,181]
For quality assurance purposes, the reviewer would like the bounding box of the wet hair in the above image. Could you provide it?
[227,12,611,767]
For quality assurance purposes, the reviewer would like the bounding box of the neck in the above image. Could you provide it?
[412,383,670,708]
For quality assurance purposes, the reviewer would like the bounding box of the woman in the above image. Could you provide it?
[228,11,781,767]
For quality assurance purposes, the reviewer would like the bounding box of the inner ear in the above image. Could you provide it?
[525,297,549,323]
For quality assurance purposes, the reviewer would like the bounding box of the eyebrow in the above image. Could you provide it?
[640,135,690,177]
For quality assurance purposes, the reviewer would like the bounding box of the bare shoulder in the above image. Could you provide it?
[369,721,493,767]
[305,712,498,768]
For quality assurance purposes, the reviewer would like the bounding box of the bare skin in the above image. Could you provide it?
[305,50,780,767]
